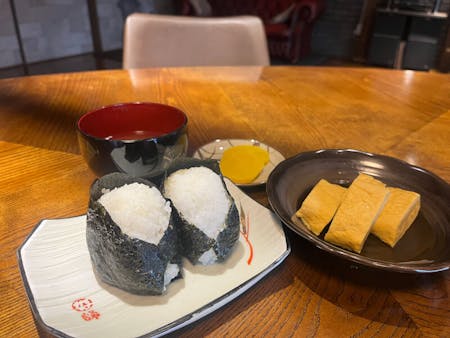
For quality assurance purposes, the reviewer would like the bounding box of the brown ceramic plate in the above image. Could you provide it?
[267,149,450,273]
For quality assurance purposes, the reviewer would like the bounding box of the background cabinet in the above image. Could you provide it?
[368,7,447,70]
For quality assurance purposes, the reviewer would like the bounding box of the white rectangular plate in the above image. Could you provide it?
[18,180,290,337]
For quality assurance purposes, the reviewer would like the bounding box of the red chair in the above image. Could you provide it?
[181,0,325,63]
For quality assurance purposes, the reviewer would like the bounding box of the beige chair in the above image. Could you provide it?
[123,13,270,69]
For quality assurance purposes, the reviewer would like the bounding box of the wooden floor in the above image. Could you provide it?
[0,50,365,79]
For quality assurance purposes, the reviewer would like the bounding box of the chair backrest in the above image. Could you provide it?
[123,13,270,69]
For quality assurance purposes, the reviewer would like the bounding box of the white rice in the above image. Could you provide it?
[198,248,218,265]
[164,264,180,286]
[164,167,230,239]
[98,182,171,245]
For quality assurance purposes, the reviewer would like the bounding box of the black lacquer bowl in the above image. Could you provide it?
[77,102,188,179]
[267,149,450,273]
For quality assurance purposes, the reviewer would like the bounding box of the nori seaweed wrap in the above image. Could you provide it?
[86,172,181,295]
[162,158,240,265]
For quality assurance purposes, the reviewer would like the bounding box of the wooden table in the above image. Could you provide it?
[0,66,449,337]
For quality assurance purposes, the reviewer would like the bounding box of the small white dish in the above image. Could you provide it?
[193,139,285,187]
[18,180,290,338]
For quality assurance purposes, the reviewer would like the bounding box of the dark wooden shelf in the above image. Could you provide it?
[377,7,447,19]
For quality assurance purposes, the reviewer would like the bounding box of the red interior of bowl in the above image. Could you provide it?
[78,103,187,140]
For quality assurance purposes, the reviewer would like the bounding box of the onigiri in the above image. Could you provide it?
[86,173,181,295]
[163,159,240,265]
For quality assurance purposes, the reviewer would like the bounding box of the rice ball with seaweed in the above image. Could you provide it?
[163,159,240,265]
[86,173,181,295]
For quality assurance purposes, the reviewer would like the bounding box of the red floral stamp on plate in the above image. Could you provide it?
[72,298,101,321]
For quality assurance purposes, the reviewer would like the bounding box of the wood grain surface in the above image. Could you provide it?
[0,66,449,337]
